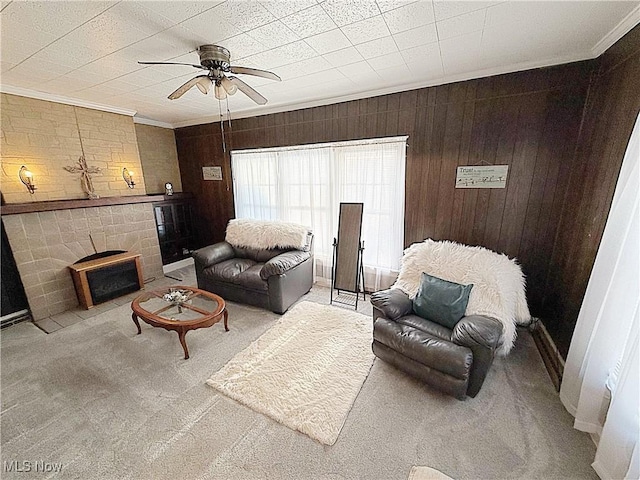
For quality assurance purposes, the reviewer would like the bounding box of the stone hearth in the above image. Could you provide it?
[2,203,163,320]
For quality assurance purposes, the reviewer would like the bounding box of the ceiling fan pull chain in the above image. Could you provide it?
[218,97,227,153]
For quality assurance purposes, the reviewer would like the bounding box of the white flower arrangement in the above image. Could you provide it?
[163,289,190,305]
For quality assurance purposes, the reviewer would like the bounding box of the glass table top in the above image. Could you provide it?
[137,288,221,322]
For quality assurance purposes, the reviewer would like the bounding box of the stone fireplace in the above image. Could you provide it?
[1,200,164,320]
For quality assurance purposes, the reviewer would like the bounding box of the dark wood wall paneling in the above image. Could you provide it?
[542,25,640,356]
[175,24,639,358]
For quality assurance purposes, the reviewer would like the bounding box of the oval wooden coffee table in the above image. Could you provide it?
[131,286,227,359]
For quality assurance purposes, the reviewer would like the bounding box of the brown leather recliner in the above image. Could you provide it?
[371,288,503,399]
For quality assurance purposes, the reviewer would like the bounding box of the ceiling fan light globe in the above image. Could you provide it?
[214,84,227,100]
[221,77,238,95]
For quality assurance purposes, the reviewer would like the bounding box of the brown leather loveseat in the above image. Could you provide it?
[192,219,313,314]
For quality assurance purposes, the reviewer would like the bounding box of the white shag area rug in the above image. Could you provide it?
[408,466,454,480]
[206,301,374,446]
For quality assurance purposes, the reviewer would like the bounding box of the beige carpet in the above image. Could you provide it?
[206,301,374,445]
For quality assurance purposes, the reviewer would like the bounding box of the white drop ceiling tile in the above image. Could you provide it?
[260,0,316,19]
[283,5,337,38]
[118,68,178,89]
[282,68,346,89]
[108,2,176,37]
[274,56,333,80]
[320,0,380,27]
[440,31,483,75]
[141,1,223,26]
[322,46,365,67]
[179,12,241,45]
[407,59,443,80]
[215,1,278,30]
[436,8,486,41]
[341,15,391,45]
[123,35,191,63]
[0,1,115,38]
[355,36,398,60]
[304,29,352,55]
[7,58,74,83]
[367,51,407,71]
[0,21,60,66]
[63,10,154,58]
[222,33,267,61]
[338,60,376,76]
[382,1,435,35]
[376,0,418,14]
[400,41,441,68]
[27,38,100,70]
[433,1,493,21]
[373,62,412,79]
[246,40,317,69]
[0,61,17,73]
[247,21,300,51]
[484,1,542,28]
[393,23,438,50]
[0,69,42,89]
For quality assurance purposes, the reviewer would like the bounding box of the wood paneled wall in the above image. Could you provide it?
[543,25,640,356]
[176,24,638,357]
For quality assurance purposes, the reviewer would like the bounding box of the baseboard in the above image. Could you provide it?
[531,319,565,391]
[162,257,194,274]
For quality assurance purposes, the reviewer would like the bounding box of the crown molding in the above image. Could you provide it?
[0,85,137,117]
[133,116,174,129]
[591,4,640,58]
[171,51,592,129]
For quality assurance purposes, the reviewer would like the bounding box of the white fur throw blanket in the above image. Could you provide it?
[225,219,310,250]
[393,239,531,355]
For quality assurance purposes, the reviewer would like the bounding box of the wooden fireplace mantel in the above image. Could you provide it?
[0,194,170,215]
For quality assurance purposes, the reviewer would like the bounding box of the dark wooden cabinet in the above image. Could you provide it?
[152,194,199,265]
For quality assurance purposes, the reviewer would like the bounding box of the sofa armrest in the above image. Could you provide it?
[260,250,311,280]
[370,288,413,321]
[451,315,503,397]
[451,315,502,350]
[192,242,235,269]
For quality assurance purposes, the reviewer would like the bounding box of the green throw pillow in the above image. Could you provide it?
[412,272,473,329]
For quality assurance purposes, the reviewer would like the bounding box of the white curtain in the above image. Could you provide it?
[231,137,407,291]
[559,113,640,479]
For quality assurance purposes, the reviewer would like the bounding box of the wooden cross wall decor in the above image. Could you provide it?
[64,156,102,199]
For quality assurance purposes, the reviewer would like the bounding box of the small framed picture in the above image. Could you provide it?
[202,166,223,181]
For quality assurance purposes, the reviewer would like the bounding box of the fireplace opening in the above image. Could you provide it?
[69,251,143,309]
[86,260,140,305]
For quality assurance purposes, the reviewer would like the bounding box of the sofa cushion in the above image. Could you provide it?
[204,258,257,284]
[232,245,289,263]
[412,272,473,329]
[396,314,452,341]
[373,317,472,380]
[235,264,268,291]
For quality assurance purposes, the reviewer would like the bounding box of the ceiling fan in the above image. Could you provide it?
[138,45,281,105]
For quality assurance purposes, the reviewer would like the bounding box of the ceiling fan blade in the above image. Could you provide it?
[229,66,281,82]
[168,75,209,100]
[139,61,207,70]
[228,76,268,105]
[195,77,212,94]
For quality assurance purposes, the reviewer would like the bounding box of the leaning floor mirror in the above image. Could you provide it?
[331,202,365,309]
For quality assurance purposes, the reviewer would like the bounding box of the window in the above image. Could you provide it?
[231,136,407,290]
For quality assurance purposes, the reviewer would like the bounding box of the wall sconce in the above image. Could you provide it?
[122,167,135,189]
[19,166,37,194]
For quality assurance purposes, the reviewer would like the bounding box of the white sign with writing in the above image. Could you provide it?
[202,166,223,181]
[456,165,509,189]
